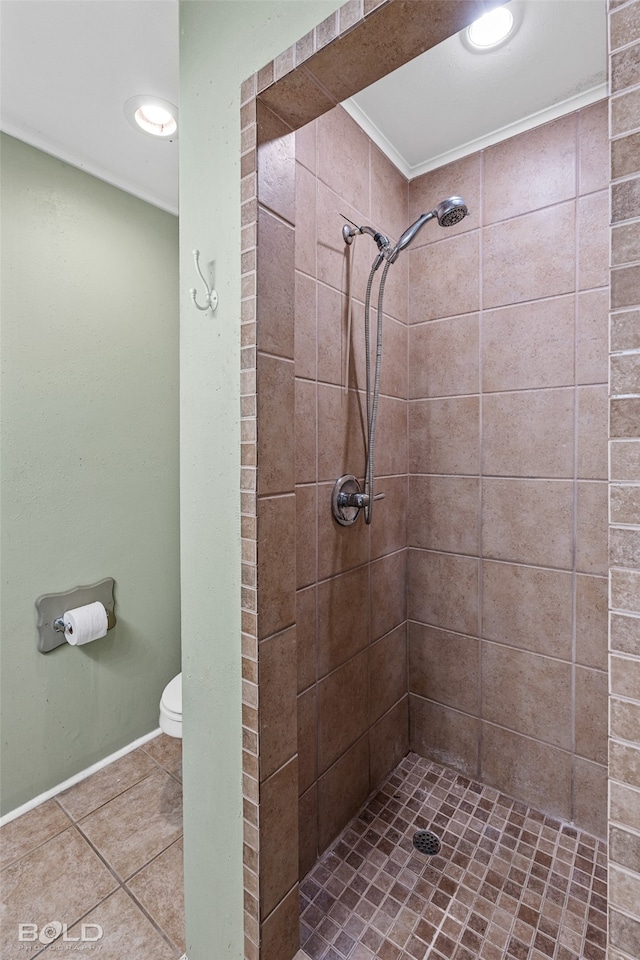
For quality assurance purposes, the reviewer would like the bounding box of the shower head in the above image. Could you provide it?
[388,196,468,263]
[434,196,468,227]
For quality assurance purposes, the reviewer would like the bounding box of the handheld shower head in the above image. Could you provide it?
[434,196,468,227]
[388,196,468,262]
[390,212,436,261]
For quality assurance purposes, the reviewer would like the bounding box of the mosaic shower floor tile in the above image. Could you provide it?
[300,754,607,960]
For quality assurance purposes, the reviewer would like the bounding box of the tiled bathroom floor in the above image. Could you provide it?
[2,743,608,960]
[299,754,607,960]
[0,734,184,960]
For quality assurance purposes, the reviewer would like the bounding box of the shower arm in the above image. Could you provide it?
[360,225,390,250]
[342,221,390,252]
[342,218,391,271]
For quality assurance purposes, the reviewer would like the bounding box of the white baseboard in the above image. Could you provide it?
[0,728,162,827]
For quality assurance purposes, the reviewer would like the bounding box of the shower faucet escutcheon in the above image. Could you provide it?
[332,475,385,527]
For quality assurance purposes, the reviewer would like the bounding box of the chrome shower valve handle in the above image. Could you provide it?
[339,490,385,509]
[331,475,385,526]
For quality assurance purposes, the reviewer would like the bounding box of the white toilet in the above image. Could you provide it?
[159,673,182,738]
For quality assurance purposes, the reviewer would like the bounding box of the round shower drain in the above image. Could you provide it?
[412,830,441,856]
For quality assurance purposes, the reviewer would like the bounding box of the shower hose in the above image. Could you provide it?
[363,256,391,524]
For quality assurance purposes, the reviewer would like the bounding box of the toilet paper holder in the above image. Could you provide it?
[36,578,116,653]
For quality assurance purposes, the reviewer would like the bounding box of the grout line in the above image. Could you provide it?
[317,278,608,314]
[120,881,184,956]
[119,837,185,945]
[406,381,608,400]
[313,122,321,869]
[481,635,605,670]
[570,115,581,827]
[140,744,183,783]
[57,772,166,826]
[407,543,578,574]
[410,689,599,759]
[53,798,76,827]
[0,801,75,872]
[28,886,128,960]
[366,138,373,797]
[478,146,485,784]
[72,816,137,887]
[405,168,411,751]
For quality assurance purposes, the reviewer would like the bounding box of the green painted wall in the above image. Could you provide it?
[179,2,341,956]
[0,133,180,815]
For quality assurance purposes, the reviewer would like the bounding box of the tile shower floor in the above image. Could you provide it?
[299,754,607,960]
[1,734,184,960]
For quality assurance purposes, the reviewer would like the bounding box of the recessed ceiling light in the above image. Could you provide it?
[124,95,178,140]
[467,6,515,49]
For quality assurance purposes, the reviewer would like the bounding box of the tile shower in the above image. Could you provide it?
[293,98,609,957]
[290,92,610,851]
[240,0,615,950]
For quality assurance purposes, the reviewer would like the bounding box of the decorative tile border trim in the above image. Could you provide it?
[607,1,640,959]
[240,65,260,960]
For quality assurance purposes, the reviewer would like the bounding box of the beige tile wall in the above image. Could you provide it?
[293,105,410,879]
[407,102,611,836]
[608,1,640,957]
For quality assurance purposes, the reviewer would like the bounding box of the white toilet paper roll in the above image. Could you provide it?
[64,601,108,646]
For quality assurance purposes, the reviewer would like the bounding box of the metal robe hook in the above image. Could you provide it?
[190,249,219,312]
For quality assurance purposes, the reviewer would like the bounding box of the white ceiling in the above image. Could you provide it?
[0,0,607,215]
[0,0,179,214]
[348,0,608,178]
